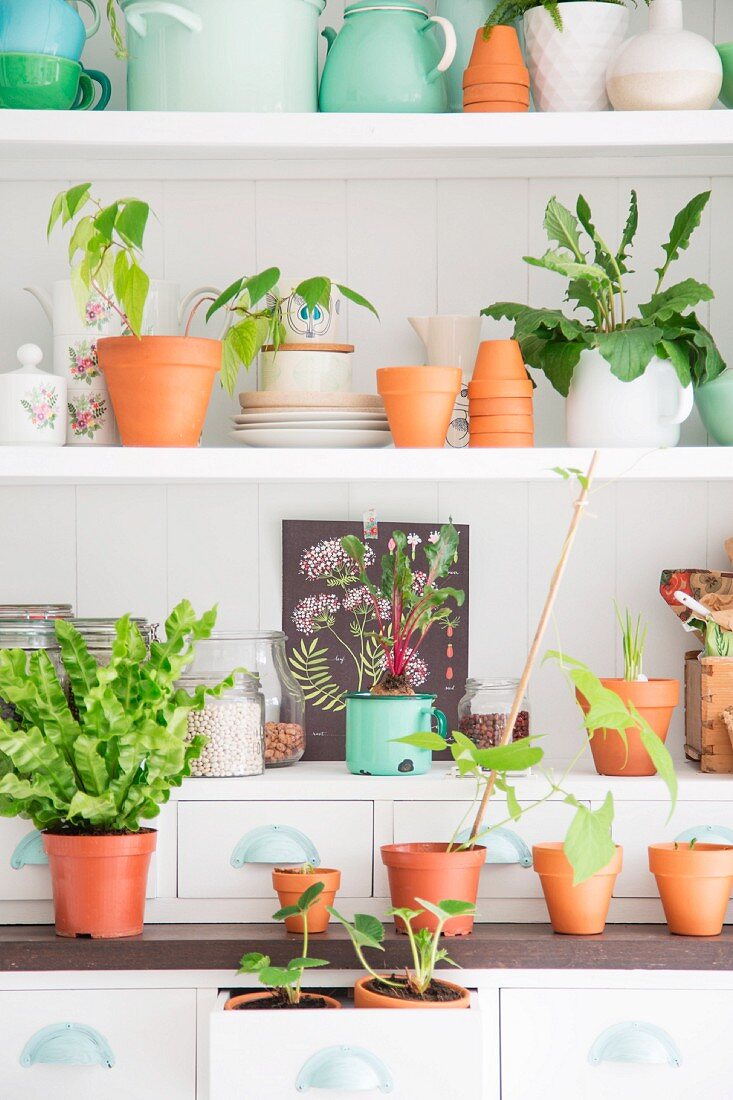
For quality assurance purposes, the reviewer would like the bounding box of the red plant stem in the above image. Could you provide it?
[184,294,218,338]
[90,273,129,330]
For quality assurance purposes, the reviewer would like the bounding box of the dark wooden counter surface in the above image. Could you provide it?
[1,924,732,972]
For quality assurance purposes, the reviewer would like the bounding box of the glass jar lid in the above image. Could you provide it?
[0,604,72,621]
[71,618,157,643]
[465,678,520,692]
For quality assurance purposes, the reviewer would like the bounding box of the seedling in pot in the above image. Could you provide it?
[616,603,647,681]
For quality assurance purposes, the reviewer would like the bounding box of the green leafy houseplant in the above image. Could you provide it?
[616,604,647,681]
[483,190,725,395]
[486,0,644,32]
[205,270,378,396]
[232,884,334,1009]
[330,899,474,1005]
[340,521,464,695]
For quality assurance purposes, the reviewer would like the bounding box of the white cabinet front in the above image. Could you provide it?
[0,988,196,1099]
[178,800,373,898]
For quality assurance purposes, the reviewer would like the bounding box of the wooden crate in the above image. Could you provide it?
[685,651,733,773]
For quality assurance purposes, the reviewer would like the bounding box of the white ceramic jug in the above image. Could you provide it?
[0,344,67,446]
[565,348,693,447]
[409,315,481,448]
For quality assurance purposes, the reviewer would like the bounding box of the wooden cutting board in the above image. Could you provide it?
[240,391,384,410]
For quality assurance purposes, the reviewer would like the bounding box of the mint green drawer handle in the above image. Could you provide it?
[11,828,48,869]
[124,1,203,37]
[589,1022,682,1068]
[20,1023,115,1069]
[675,825,733,845]
[230,826,320,868]
[456,825,532,867]
[296,1046,394,1093]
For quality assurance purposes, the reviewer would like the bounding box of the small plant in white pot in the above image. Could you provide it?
[483,189,724,447]
[486,0,645,111]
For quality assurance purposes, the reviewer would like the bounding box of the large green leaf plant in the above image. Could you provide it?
[0,600,232,834]
[483,190,725,396]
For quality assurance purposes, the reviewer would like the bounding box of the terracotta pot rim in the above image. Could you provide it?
[381,842,486,867]
[224,991,342,1011]
[464,64,530,88]
[98,334,221,351]
[353,974,470,1009]
[43,830,157,855]
[468,379,532,396]
[272,867,341,878]
[599,677,680,704]
[378,366,462,394]
[533,842,623,876]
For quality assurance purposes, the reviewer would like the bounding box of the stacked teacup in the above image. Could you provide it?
[0,0,110,111]
[468,340,534,447]
[462,26,530,113]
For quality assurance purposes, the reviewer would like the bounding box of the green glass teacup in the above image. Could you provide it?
[0,52,110,109]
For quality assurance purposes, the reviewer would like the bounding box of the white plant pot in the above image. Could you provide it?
[565,348,693,447]
[523,1,629,112]
[259,345,353,393]
[606,0,722,111]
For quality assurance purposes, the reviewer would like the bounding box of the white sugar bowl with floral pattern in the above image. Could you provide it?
[0,344,66,446]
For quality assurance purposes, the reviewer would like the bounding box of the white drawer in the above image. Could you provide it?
[0,821,158,901]
[178,800,373,899]
[501,987,733,1099]
[210,990,487,1099]
[392,799,584,899]
[607,800,733,897]
[0,988,195,1099]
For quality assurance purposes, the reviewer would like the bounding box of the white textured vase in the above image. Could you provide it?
[566,349,694,447]
[606,0,722,111]
[523,1,629,112]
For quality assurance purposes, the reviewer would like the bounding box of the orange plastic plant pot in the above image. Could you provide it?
[468,378,533,399]
[469,432,534,447]
[469,397,533,417]
[581,679,679,777]
[377,366,461,448]
[469,414,534,434]
[649,843,733,936]
[98,335,222,447]
[463,101,529,113]
[271,868,341,934]
[381,843,485,936]
[224,992,342,1010]
[533,843,623,935]
[353,975,471,1009]
[43,830,156,938]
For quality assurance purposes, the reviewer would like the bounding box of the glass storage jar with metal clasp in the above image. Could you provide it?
[0,605,73,721]
[457,678,530,749]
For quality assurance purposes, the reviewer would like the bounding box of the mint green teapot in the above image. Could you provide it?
[319,1,457,113]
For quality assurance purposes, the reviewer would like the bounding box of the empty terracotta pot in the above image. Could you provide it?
[472,340,528,382]
[464,101,529,112]
[463,84,530,106]
[354,975,471,1010]
[649,843,733,936]
[377,366,461,448]
[464,62,530,87]
[468,378,533,398]
[470,397,533,416]
[470,414,534,434]
[98,335,221,447]
[581,679,679,777]
[272,867,341,934]
[43,830,156,938]
[381,843,485,936]
[534,843,622,935]
[225,992,342,1010]
[469,432,534,447]
[466,25,526,70]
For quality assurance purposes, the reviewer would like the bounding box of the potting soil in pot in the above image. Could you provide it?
[362,977,465,1004]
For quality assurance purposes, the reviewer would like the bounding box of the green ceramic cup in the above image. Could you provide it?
[345,692,448,776]
[717,44,733,109]
[695,371,733,445]
[0,52,111,109]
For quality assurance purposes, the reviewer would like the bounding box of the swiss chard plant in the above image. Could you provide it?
[485,0,646,32]
[237,883,329,1006]
[0,600,232,834]
[483,190,725,394]
[329,899,475,999]
[340,522,464,695]
[205,271,379,396]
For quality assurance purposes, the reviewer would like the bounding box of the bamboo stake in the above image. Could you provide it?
[469,451,599,845]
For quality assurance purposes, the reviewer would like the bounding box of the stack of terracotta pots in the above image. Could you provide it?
[462,25,530,113]
[468,340,534,447]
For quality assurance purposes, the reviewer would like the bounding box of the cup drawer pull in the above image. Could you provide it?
[230,825,320,868]
[675,825,733,846]
[456,825,532,867]
[20,1023,115,1068]
[588,1021,682,1068]
[11,828,48,869]
[296,1045,394,1093]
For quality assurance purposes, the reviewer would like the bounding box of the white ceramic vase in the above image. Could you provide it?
[0,345,67,446]
[523,1,629,112]
[565,348,693,447]
[606,0,722,111]
[409,315,480,448]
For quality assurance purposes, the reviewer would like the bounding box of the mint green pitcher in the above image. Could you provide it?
[319,1,457,114]
[345,693,448,776]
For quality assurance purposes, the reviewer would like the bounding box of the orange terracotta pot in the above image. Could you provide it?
[43,830,156,938]
[581,679,679,777]
[469,432,534,447]
[463,101,529,113]
[466,25,525,69]
[649,843,733,936]
[224,991,342,1010]
[354,975,470,1010]
[469,415,534,434]
[272,867,341,934]
[381,843,485,936]
[472,339,528,382]
[377,366,461,448]
[464,62,530,88]
[463,83,531,105]
[533,843,622,935]
[469,397,533,416]
[98,335,222,447]
[468,378,533,399]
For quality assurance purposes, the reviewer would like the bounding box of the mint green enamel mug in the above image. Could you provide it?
[345,692,448,776]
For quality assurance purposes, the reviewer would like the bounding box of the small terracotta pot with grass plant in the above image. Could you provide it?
[649,839,733,937]
[272,864,341,934]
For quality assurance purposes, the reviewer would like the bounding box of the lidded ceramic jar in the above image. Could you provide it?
[457,678,530,749]
[0,344,66,446]
[607,0,723,111]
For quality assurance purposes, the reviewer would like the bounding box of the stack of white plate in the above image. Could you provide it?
[232,392,392,448]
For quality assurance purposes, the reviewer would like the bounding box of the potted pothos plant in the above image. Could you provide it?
[483,189,724,447]
[272,862,341,934]
[226,884,340,1010]
[329,899,476,1009]
[339,522,464,777]
[486,1,643,111]
[0,600,230,938]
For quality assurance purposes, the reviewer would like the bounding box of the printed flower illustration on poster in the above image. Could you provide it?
[21,384,59,430]
[282,520,469,761]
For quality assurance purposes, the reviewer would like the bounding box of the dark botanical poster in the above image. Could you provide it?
[282,520,469,761]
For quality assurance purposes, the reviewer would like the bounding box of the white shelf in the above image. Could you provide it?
[2,446,732,484]
[3,110,733,166]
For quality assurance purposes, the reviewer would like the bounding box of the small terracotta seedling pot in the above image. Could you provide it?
[649,843,733,936]
[463,62,530,88]
[469,414,534,434]
[272,867,341,934]
[224,992,342,1010]
[534,843,622,935]
[463,84,530,106]
[381,842,485,937]
[464,101,529,113]
[466,25,525,70]
[354,975,471,1010]
[378,366,462,448]
[468,378,533,399]
[469,397,532,417]
[580,679,679,777]
[469,432,534,447]
[472,340,528,382]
